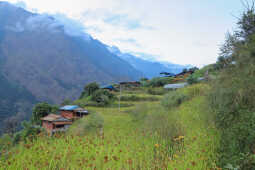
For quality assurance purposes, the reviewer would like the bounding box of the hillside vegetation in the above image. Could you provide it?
[0,84,220,169]
[2,2,255,170]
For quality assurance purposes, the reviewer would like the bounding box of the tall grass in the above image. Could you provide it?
[0,84,220,169]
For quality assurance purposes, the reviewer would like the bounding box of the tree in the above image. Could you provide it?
[186,74,198,85]
[209,2,255,168]
[91,89,115,105]
[80,82,100,98]
[31,102,55,125]
[182,68,188,73]
[188,67,199,73]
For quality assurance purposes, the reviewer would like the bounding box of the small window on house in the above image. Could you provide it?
[56,124,65,128]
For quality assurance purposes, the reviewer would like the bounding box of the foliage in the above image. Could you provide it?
[208,4,255,169]
[161,91,188,108]
[80,82,100,99]
[13,121,41,144]
[181,83,210,98]
[144,77,173,87]
[31,103,58,125]
[68,112,104,136]
[182,68,188,73]
[147,87,166,95]
[0,133,12,152]
[0,85,220,169]
[186,74,198,85]
[120,94,159,102]
[91,89,115,106]
[128,104,148,122]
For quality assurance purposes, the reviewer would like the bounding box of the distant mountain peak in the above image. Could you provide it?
[0,4,143,129]
[109,48,188,78]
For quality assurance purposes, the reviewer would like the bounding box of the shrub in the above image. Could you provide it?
[147,88,166,95]
[91,89,115,106]
[161,91,188,108]
[146,77,173,87]
[72,98,90,108]
[186,74,198,85]
[181,83,210,98]
[207,6,255,168]
[0,134,12,152]
[120,95,159,102]
[128,104,148,122]
[80,82,100,98]
[129,104,183,156]
[31,103,58,125]
[143,111,183,155]
[68,112,104,136]
[13,121,41,144]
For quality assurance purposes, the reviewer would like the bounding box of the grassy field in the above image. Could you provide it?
[0,85,220,170]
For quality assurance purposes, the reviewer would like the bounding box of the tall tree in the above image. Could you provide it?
[31,102,56,125]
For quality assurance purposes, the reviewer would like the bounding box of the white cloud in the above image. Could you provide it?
[6,0,243,66]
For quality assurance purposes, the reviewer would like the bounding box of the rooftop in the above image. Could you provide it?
[59,105,79,111]
[164,83,188,89]
[41,114,72,122]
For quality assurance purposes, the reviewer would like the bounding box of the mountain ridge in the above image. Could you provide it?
[0,1,143,130]
[108,46,188,78]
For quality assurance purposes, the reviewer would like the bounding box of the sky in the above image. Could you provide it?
[5,0,245,67]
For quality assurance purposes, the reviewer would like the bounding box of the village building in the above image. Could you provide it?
[164,83,188,90]
[101,85,115,91]
[174,70,194,78]
[41,114,72,135]
[160,72,175,77]
[59,105,89,121]
[41,105,89,135]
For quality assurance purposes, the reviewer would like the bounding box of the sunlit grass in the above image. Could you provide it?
[0,85,220,169]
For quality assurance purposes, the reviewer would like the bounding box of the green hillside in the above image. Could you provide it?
[0,84,220,169]
[2,1,255,170]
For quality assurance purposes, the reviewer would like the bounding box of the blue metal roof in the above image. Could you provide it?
[59,105,79,111]
[102,85,114,89]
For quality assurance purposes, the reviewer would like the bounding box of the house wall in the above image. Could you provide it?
[61,110,74,119]
[42,121,54,132]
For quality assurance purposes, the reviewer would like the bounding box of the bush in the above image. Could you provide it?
[161,91,188,108]
[207,6,255,168]
[0,134,12,152]
[91,89,115,106]
[72,98,90,108]
[31,103,58,125]
[68,112,104,136]
[181,83,210,98]
[129,104,183,156]
[147,88,166,95]
[128,104,148,122]
[120,95,159,102]
[145,77,173,87]
[186,74,198,85]
[80,82,100,98]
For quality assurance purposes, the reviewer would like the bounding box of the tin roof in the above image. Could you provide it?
[41,114,72,122]
[101,85,115,89]
[59,105,79,111]
[164,83,188,89]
